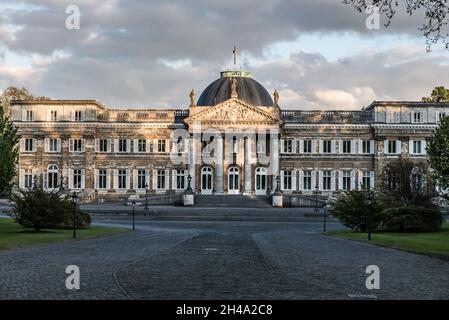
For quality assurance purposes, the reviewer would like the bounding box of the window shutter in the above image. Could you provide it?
[339,140,343,154]
[351,139,357,154]
[298,170,303,191]
[69,139,74,152]
[165,169,170,190]
[292,140,297,153]
[298,140,303,153]
[42,172,48,189]
[396,140,402,154]
[133,169,138,190]
[152,169,158,190]
[311,171,317,190]
[126,139,131,153]
[311,140,317,154]
[133,139,139,153]
[19,169,25,189]
[165,140,170,153]
[146,139,151,153]
[126,170,130,189]
[370,171,376,190]
[153,139,158,152]
[107,139,112,152]
[44,138,50,152]
[338,171,343,191]
[331,140,336,154]
[113,169,118,190]
[350,171,356,190]
[81,139,85,152]
[357,171,363,190]
[184,170,188,190]
[280,139,285,153]
[68,169,74,189]
[81,169,85,189]
[95,139,99,152]
[331,171,336,191]
[318,171,323,191]
[409,140,414,155]
[384,140,388,154]
[94,169,99,189]
[114,139,119,153]
[370,140,375,154]
[20,139,25,152]
[358,139,363,154]
[292,170,297,191]
[172,170,177,190]
[319,140,323,154]
[422,140,427,154]
[106,169,111,190]
[280,170,285,190]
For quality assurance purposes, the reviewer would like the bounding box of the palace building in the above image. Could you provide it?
[8,68,449,203]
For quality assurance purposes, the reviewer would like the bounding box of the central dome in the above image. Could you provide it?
[197,71,273,107]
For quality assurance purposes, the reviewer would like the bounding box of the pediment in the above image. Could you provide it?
[186,98,282,126]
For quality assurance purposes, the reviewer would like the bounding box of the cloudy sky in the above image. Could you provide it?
[0,0,448,110]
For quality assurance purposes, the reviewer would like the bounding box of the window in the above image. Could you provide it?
[413,111,423,123]
[98,169,107,189]
[342,140,352,154]
[49,139,59,152]
[283,170,292,190]
[24,138,35,152]
[99,139,108,152]
[74,111,82,122]
[47,165,59,189]
[303,140,312,153]
[26,110,33,121]
[118,169,127,189]
[386,111,400,123]
[303,171,312,190]
[72,139,83,152]
[24,169,33,188]
[437,112,446,123]
[322,171,331,191]
[322,140,331,154]
[137,169,147,189]
[157,170,166,189]
[362,171,371,189]
[362,140,372,154]
[283,140,293,153]
[342,171,351,191]
[138,139,147,153]
[176,170,185,190]
[50,110,57,121]
[73,169,82,189]
[119,139,128,153]
[413,141,422,154]
[388,140,397,154]
[157,140,166,153]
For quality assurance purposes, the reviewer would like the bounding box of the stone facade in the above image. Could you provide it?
[9,71,449,202]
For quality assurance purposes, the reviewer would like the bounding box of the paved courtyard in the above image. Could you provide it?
[1,211,449,299]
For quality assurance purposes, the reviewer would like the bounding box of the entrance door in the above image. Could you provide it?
[201,167,213,194]
[228,167,240,194]
[255,167,267,195]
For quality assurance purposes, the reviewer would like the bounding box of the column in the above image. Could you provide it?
[188,135,197,192]
[244,137,252,194]
[271,131,280,192]
[215,135,224,194]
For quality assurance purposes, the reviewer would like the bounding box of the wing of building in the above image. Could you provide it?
[9,69,449,203]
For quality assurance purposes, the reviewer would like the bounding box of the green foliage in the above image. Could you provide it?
[427,115,449,200]
[381,207,443,232]
[9,186,91,231]
[422,86,449,102]
[329,190,385,232]
[0,106,19,197]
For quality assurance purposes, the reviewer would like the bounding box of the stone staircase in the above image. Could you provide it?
[194,195,272,208]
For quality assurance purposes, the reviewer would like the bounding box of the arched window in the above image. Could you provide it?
[228,167,240,194]
[255,167,267,194]
[47,164,59,189]
[201,167,213,194]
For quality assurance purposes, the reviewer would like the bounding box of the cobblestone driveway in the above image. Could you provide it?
[1,219,448,299]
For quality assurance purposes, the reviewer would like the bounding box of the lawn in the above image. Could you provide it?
[0,218,129,250]
[327,222,449,258]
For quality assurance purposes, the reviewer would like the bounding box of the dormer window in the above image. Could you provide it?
[50,110,57,121]
[26,110,33,121]
[75,110,82,122]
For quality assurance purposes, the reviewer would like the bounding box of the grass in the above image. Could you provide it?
[327,222,449,258]
[0,218,129,250]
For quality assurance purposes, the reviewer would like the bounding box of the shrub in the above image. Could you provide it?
[381,207,443,232]
[329,190,385,232]
[9,188,91,231]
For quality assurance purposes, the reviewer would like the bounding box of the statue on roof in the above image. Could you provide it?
[231,77,238,98]
[189,89,196,107]
[273,89,279,106]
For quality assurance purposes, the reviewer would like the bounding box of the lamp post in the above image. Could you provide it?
[144,183,149,211]
[132,198,136,231]
[71,191,78,240]
[323,200,327,233]
[314,185,319,212]
[367,192,373,241]
[186,175,192,192]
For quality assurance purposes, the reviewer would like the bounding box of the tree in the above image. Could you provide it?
[427,115,449,200]
[329,190,385,231]
[421,86,449,102]
[0,105,19,198]
[343,0,449,51]
[382,156,435,207]
[1,86,49,115]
